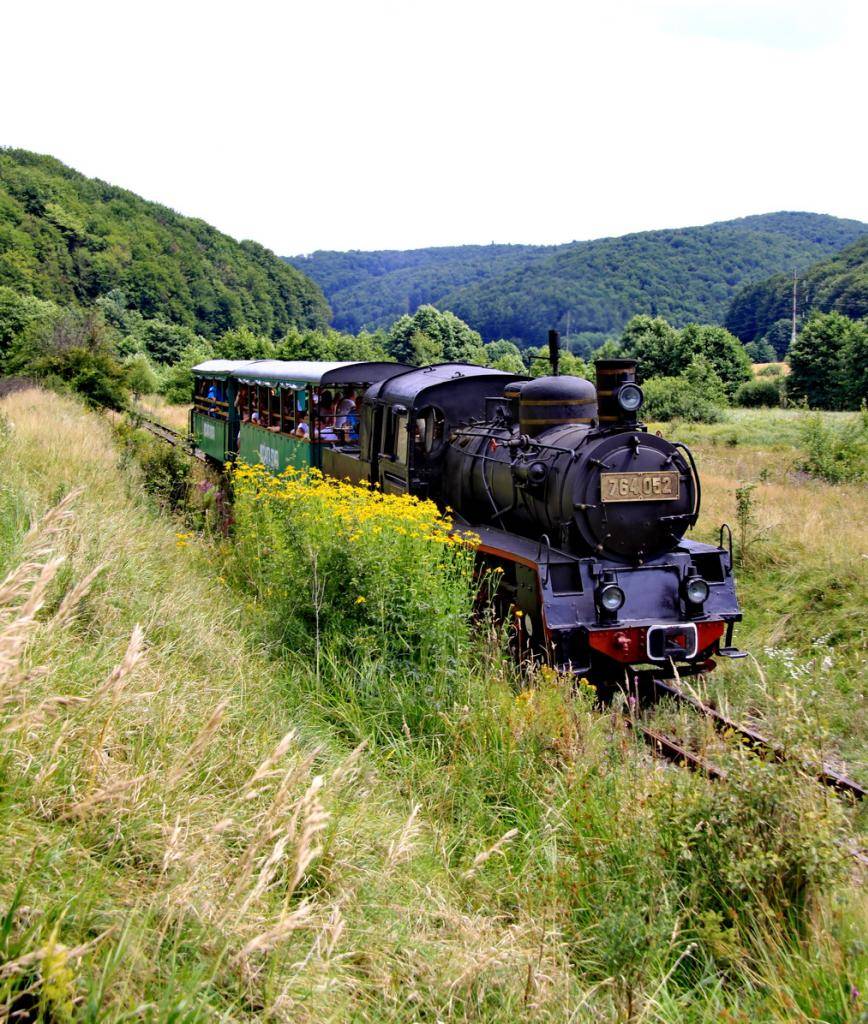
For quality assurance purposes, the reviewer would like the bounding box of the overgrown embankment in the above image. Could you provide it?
[0,390,864,1023]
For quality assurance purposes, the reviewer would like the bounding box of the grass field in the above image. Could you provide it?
[0,390,864,1022]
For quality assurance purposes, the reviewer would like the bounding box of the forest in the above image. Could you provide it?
[726,234,868,350]
[0,149,330,339]
[286,212,868,348]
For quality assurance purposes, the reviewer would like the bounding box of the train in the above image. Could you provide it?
[189,346,744,683]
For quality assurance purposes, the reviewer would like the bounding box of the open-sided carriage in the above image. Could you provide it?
[189,359,407,471]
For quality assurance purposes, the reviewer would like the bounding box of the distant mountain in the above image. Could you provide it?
[0,149,330,339]
[726,235,868,344]
[286,213,868,347]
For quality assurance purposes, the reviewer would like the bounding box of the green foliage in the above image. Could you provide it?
[679,323,752,398]
[0,286,60,372]
[787,311,868,410]
[744,337,777,362]
[798,411,868,483]
[483,339,523,365]
[734,378,782,407]
[485,339,526,374]
[643,357,727,422]
[124,352,158,397]
[0,148,330,339]
[619,314,684,378]
[21,308,130,409]
[386,305,485,365]
[523,346,589,378]
[758,363,784,376]
[726,234,868,346]
[276,326,389,363]
[289,213,868,346]
[158,339,215,404]
[213,325,276,360]
[136,318,200,364]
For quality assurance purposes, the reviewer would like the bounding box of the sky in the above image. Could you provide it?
[2,0,866,255]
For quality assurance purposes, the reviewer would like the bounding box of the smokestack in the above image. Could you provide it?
[548,329,560,376]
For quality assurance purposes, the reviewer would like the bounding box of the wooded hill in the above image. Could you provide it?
[0,149,330,339]
[726,234,868,345]
[287,213,868,348]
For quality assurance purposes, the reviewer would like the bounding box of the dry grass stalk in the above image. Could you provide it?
[386,802,421,868]
[0,925,113,981]
[61,774,149,819]
[233,899,314,962]
[166,698,229,786]
[462,828,520,879]
[53,561,107,626]
[0,555,65,691]
[243,727,299,794]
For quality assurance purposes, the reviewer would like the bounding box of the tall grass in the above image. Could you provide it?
[0,389,864,1022]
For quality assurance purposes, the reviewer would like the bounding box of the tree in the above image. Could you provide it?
[787,312,856,410]
[484,340,523,366]
[139,319,201,364]
[679,324,752,398]
[214,326,276,360]
[159,340,215,404]
[619,316,684,379]
[491,353,526,374]
[762,319,793,359]
[386,306,485,366]
[0,287,59,372]
[842,319,868,410]
[744,338,776,362]
[125,352,159,398]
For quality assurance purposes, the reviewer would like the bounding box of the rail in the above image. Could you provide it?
[131,411,209,464]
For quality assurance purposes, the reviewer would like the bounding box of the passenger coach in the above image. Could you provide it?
[190,359,407,470]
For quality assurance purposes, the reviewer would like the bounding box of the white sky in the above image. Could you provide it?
[2,0,866,255]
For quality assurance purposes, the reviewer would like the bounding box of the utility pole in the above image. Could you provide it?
[791,269,798,349]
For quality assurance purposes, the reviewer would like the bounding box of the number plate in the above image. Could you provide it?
[601,471,680,502]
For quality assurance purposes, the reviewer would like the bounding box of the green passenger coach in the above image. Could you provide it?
[190,359,408,472]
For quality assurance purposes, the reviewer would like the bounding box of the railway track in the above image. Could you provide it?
[627,673,865,799]
[132,412,209,463]
[625,675,867,864]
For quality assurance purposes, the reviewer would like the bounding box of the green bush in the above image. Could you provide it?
[643,358,727,422]
[35,345,129,410]
[734,378,781,407]
[799,411,868,483]
[758,363,783,376]
[124,352,159,398]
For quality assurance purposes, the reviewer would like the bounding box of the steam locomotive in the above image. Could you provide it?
[191,344,744,682]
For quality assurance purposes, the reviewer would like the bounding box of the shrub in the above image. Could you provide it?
[758,363,783,377]
[642,358,727,422]
[799,411,868,483]
[734,378,781,407]
[35,345,130,410]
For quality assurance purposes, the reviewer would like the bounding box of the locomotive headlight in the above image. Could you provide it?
[600,584,626,612]
[684,576,709,605]
[616,383,644,414]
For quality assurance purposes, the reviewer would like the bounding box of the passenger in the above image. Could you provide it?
[335,388,356,429]
[293,412,310,439]
[319,392,335,426]
[251,409,261,424]
[206,382,220,416]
